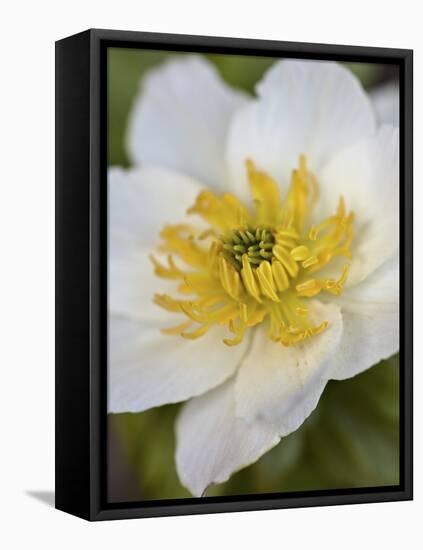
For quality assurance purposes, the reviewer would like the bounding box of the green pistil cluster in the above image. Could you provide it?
[221,226,275,270]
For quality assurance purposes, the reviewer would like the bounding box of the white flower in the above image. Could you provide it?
[109,57,399,497]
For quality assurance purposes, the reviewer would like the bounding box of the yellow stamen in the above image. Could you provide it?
[290,245,310,261]
[241,254,263,303]
[187,191,252,231]
[271,260,290,292]
[218,256,241,300]
[246,159,282,226]
[302,255,319,268]
[161,320,194,335]
[255,261,280,302]
[151,155,354,347]
[181,324,210,340]
[273,245,299,278]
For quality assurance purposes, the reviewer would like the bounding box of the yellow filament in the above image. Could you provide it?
[246,159,282,226]
[161,320,193,335]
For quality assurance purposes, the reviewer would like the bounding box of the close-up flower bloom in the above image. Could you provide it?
[108,58,399,497]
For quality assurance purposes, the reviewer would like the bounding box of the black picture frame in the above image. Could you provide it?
[55,28,413,521]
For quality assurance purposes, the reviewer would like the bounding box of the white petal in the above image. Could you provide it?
[110,247,178,323]
[371,81,399,126]
[127,56,248,190]
[109,166,207,322]
[328,255,399,380]
[226,60,376,199]
[176,377,280,496]
[319,126,399,285]
[108,316,248,413]
[234,301,343,433]
[109,165,205,261]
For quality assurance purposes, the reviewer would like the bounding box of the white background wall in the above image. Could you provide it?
[0,0,420,548]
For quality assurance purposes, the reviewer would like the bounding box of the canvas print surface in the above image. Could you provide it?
[107,49,400,502]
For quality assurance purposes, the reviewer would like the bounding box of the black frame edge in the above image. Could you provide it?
[401,48,413,501]
[93,488,410,521]
[90,27,411,60]
[55,30,92,520]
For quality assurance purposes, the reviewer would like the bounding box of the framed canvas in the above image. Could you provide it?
[55,29,413,521]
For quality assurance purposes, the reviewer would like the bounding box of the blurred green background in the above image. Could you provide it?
[107,49,400,502]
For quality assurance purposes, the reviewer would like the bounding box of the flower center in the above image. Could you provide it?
[151,155,354,347]
[222,226,275,269]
